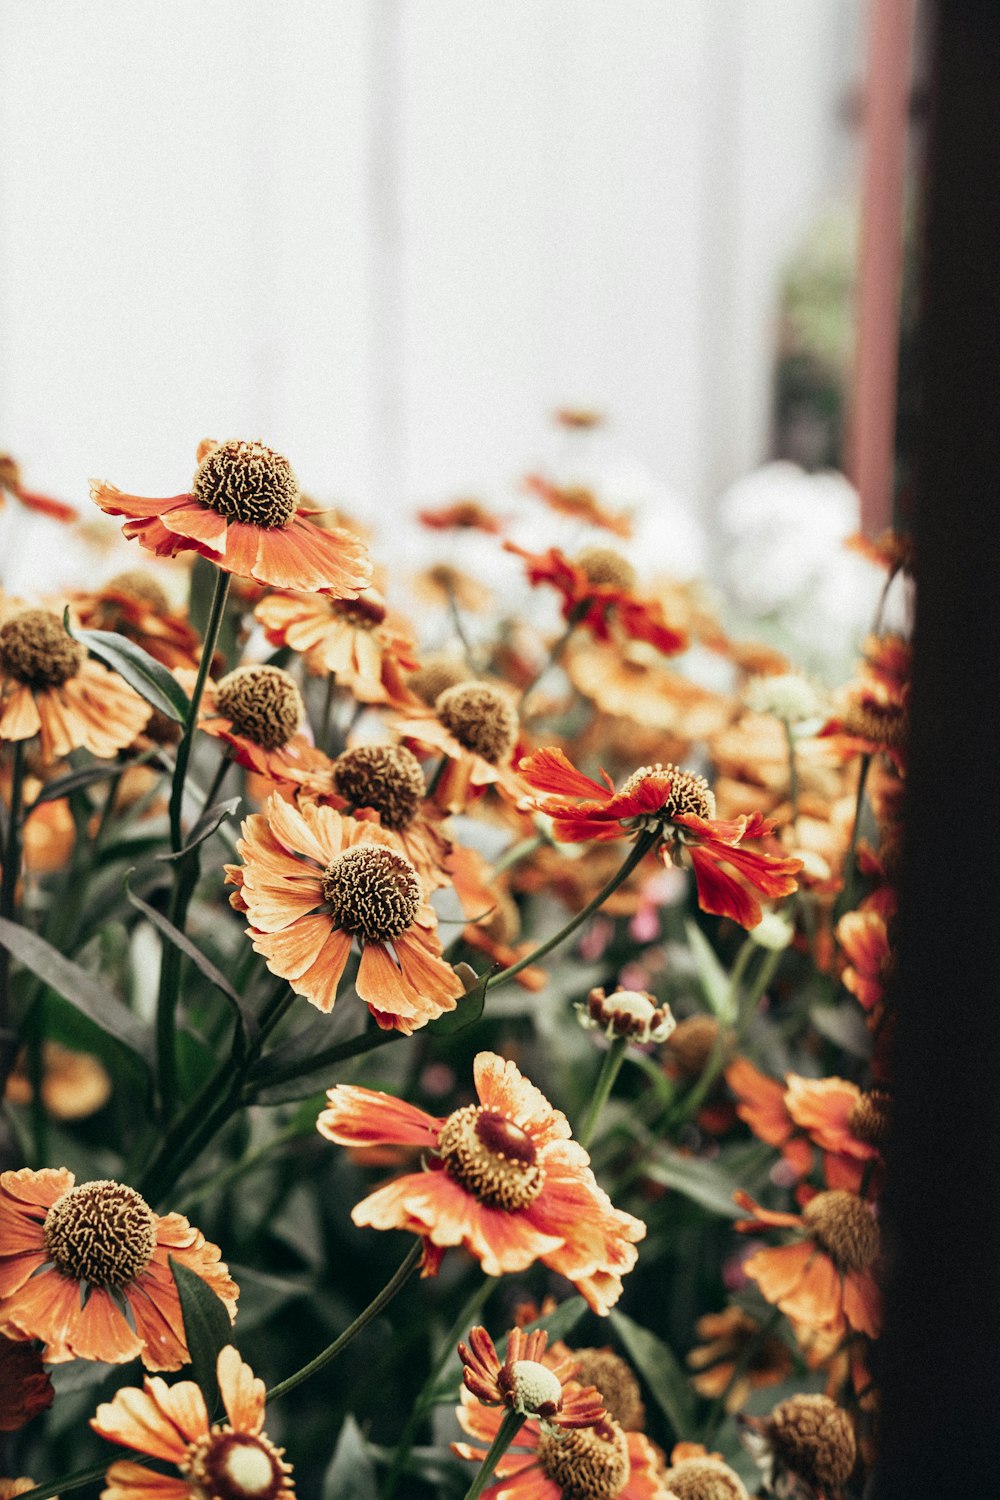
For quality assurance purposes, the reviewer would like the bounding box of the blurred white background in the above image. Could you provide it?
[0,1,863,582]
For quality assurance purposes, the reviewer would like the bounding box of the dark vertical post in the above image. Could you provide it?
[876,4,1000,1497]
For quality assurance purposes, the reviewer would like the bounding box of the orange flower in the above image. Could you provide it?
[0,1480,40,1498]
[317,1051,646,1313]
[453,1388,663,1499]
[0,1169,237,1370]
[418,498,505,533]
[523,472,633,537]
[568,640,733,739]
[836,898,895,1012]
[392,681,528,813]
[227,795,462,1033]
[784,1075,884,1190]
[91,1344,294,1499]
[0,453,76,522]
[459,1324,608,1431]
[74,571,202,671]
[193,666,333,798]
[90,438,371,595]
[686,1306,793,1410]
[520,748,802,929]
[6,1042,111,1121]
[0,603,151,762]
[255,587,419,706]
[815,677,908,770]
[734,1188,882,1341]
[506,542,687,656]
[725,1058,813,1177]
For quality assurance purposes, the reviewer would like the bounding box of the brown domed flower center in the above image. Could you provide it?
[436,1105,544,1211]
[408,655,470,705]
[0,609,84,689]
[663,1457,749,1500]
[664,1015,727,1078]
[332,744,425,831]
[570,1350,645,1431]
[767,1393,857,1492]
[216,665,305,750]
[435,682,518,764]
[43,1180,156,1287]
[802,1190,880,1273]
[321,844,421,941]
[537,1419,630,1499]
[106,570,171,614]
[332,587,388,630]
[184,1429,293,1500]
[193,440,299,528]
[847,1089,891,1149]
[574,547,636,593]
[842,694,908,752]
[620,763,716,823]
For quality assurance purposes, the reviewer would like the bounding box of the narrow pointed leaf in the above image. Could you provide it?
[685,919,736,1022]
[428,965,489,1035]
[322,1414,379,1500]
[169,1256,233,1414]
[609,1309,695,1439]
[641,1143,742,1219]
[65,615,191,723]
[157,795,242,863]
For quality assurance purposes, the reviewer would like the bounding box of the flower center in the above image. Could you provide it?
[215,665,305,749]
[435,682,518,764]
[842,694,908,752]
[332,744,425,830]
[585,987,676,1044]
[193,439,299,528]
[0,609,84,689]
[619,763,716,822]
[573,547,636,593]
[184,1430,293,1500]
[801,1190,880,1274]
[407,655,470,705]
[503,1358,564,1417]
[663,1457,749,1500]
[436,1105,544,1210]
[321,844,421,941]
[537,1420,630,1500]
[847,1089,891,1149]
[106,570,171,614]
[570,1350,645,1431]
[766,1394,857,1492]
[43,1180,156,1287]
[331,587,388,630]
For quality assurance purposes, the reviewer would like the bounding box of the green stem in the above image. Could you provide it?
[673,938,780,1127]
[462,1409,526,1500]
[518,614,579,714]
[425,756,449,799]
[267,1239,424,1402]
[486,830,658,992]
[578,1034,629,1149]
[178,1114,312,1212]
[242,1017,402,1094]
[0,740,27,1094]
[491,831,546,879]
[446,584,477,671]
[200,746,232,813]
[9,1455,152,1500]
[169,568,231,852]
[154,848,202,1123]
[782,719,800,828]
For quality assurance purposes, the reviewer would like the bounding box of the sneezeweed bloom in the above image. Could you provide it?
[459,1323,608,1432]
[783,1075,885,1193]
[6,1041,112,1121]
[317,1051,646,1313]
[748,1393,857,1497]
[734,1188,881,1340]
[523,471,633,537]
[662,1447,750,1500]
[0,1481,41,1498]
[418,497,505,533]
[836,899,895,1013]
[686,1306,793,1411]
[75,570,202,671]
[321,742,452,892]
[581,986,676,1045]
[567,639,732,739]
[520,748,802,929]
[0,604,151,762]
[0,451,76,522]
[196,665,332,796]
[0,1168,237,1369]
[91,1344,294,1500]
[393,680,526,812]
[90,438,371,595]
[227,795,462,1032]
[255,586,419,706]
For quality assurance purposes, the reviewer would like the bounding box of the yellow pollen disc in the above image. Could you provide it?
[436,1105,544,1211]
[801,1190,880,1274]
[537,1420,630,1500]
[332,744,425,831]
[0,609,84,689]
[435,682,519,764]
[321,844,421,941]
[216,665,305,749]
[847,1089,891,1149]
[193,439,299,528]
[573,546,637,593]
[842,696,908,751]
[331,587,388,629]
[43,1180,156,1287]
[106,570,171,614]
[620,762,716,822]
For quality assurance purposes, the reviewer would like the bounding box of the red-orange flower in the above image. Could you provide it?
[520,748,802,929]
[506,542,687,656]
[0,1169,237,1370]
[836,899,895,1012]
[725,1058,813,1177]
[317,1051,646,1313]
[0,453,76,523]
[193,666,333,798]
[392,681,528,813]
[255,587,419,706]
[734,1188,881,1341]
[459,1323,608,1431]
[523,473,633,537]
[91,1344,294,1500]
[227,795,462,1032]
[74,571,202,671]
[418,498,505,534]
[0,603,151,763]
[90,438,371,595]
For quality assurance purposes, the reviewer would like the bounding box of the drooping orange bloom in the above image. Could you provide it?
[74,571,202,671]
[686,1306,793,1410]
[734,1188,881,1341]
[227,795,462,1033]
[836,896,895,1012]
[0,1168,237,1370]
[725,1058,813,1178]
[506,542,687,656]
[90,438,371,595]
[318,1051,646,1313]
[255,586,419,706]
[0,453,77,522]
[192,666,334,799]
[784,1075,884,1194]
[459,1324,608,1431]
[815,677,909,771]
[523,472,633,537]
[392,681,528,813]
[0,603,151,762]
[418,498,505,534]
[520,748,802,929]
[91,1344,294,1499]
[568,640,733,740]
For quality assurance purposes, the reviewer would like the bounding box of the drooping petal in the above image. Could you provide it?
[317,1085,441,1149]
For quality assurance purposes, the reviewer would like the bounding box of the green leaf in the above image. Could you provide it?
[169,1256,233,1414]
[65,614,191,723]
[428,965,489,1036]
[0,917,153,1067]
[322,1414,379,1500]
[810,1001,873,1058]
[125,879,256,1044]
[641,1143,742,1220]
[685,919,736,1022]
[157,795,242,863]
[24,763,128,812]
[609,1309,695,1440]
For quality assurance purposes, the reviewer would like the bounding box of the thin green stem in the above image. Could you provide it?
[462,1409,526,1500]
[0,740,27,1094]
[673,938,781,1127]
[425,756,449,799]
[242,1018,402,1094]
[10,1455,152,1500]
[491,831,546,879]
[169,568,231,852]
[446,584,477,671]
[200,746,232,813]
[577,1035,629,1149]
[782,719,800,827]
[267,1239,424,1402]
[519,614,579,714]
